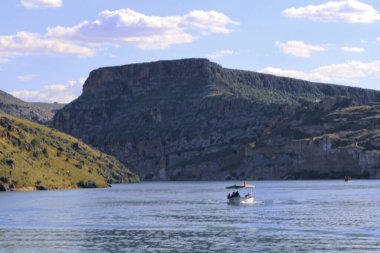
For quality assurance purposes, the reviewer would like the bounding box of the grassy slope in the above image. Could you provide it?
[0,113,138,190]
[325,105,380,150]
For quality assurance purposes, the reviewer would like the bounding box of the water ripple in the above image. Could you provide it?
[1,180,380,252]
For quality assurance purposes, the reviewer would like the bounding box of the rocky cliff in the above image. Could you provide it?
[52,59,380,180]
[239,97,380,179]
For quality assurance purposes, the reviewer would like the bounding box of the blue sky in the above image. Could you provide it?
[1,0,380,103]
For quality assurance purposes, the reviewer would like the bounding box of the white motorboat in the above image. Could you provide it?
[226,182,255,205]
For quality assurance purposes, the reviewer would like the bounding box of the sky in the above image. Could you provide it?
[0,0,380,103]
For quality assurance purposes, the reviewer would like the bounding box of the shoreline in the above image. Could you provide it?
[0,184,110,192]
[3,179,379,192]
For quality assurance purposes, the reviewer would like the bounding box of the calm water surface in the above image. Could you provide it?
[1,181,380,252]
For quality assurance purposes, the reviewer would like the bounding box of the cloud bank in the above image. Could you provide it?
[11,78,85,103]
[260,60,380,84]
[47,8,239,49]
[1,8,237,62]
[282,0,380,23]
[0,31,94,58]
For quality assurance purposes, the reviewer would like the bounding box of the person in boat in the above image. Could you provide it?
[227,193,231,199]
[344,176,352,182]
[236,191,240,197]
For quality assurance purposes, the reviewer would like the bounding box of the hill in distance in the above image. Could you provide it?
[52,58,380,180]
[0,90,65,124]
[0,113,138,191]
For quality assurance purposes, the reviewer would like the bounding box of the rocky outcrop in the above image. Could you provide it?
[0,182,8,191]
[52,59,380,180]
[237,97,380,179]
[35,185,49,191]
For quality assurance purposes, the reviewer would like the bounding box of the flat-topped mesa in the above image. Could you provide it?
[53,59,380,181]
[82,58,217,98]
[81,58,380,105]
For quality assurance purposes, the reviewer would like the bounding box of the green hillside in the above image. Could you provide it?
[0,113,138,191]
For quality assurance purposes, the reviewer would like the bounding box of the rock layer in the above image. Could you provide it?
[239,98,380,179]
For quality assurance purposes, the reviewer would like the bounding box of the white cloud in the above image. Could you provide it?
[260,60,380,83]
[0,31,94,58]
[11,78,86,103]
[259,67,328,82]
[282,0,380,23]
[20,0,62,8]
[47,8,238,49]
[17,75,36,82]
[0,9,236,61]
[275,41,326,58]
[182,10,238,34]
[340,46,365,53]
[377,37,380,42]
[205,49,236,59]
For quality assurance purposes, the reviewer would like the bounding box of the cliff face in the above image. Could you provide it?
[52,59,380,180]
[239,97,380,179]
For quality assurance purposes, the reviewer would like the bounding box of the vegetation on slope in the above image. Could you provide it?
[278,98,380,148]
[244,97,380,179]
[0,113,138,191]
[323,103,380,151]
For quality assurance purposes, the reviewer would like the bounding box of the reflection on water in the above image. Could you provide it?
[1,181,380,252]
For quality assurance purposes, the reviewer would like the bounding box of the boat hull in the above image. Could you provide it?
[228,196,254,205]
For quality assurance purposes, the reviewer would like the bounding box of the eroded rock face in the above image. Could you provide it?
[52,59,380,180]
[239,98,380,180]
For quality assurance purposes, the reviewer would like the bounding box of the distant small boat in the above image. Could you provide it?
[226,181,255,205]
[344,176,352,182]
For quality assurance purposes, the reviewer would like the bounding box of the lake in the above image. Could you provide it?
[1,181,380,252]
